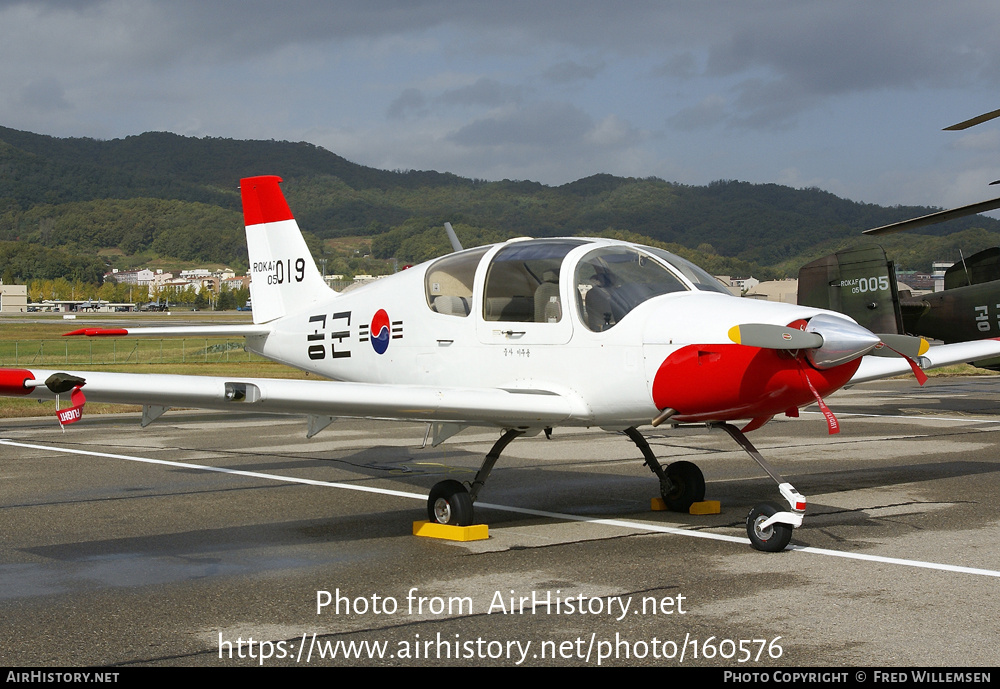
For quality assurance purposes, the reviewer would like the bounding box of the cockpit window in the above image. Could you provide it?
[642,246,732,295]
[576,246,688,331]
[425,246,489,316]
[483,240,586,322]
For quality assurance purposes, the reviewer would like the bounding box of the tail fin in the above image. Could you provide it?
[797,245,903,334]
[241,175,333,324]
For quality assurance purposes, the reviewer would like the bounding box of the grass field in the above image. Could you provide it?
[0,337,262,366]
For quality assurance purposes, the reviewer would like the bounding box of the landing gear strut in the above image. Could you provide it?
[625,427,706,512]
[426,428,524,526]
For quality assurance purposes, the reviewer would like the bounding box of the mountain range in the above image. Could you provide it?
[1,125,998,283]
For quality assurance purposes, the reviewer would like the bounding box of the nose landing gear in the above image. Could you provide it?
[628,422,805,552]
[714,422,805,551]
[746,502,794,552]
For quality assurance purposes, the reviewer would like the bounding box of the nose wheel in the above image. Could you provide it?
[746,502,793,552]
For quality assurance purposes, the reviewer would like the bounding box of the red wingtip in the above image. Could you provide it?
[0,368,34,396]
[240,175,294,226]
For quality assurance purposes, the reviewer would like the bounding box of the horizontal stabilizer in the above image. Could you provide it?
[64,325,272,338]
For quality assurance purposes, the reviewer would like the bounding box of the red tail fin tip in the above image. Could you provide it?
[240,175,294,226]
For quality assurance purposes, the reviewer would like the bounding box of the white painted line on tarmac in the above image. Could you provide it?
[801,409,1000,424]
[0,438,745,546]
[0,438,422,501]
[4,438,1000,578]
[788,544,1000,577]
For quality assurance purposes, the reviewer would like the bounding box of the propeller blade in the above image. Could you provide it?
[728,324,823,350]
[867,334,929,385]
[868,334,930,359]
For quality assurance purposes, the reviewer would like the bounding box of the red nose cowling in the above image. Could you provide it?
[651,344,860,422]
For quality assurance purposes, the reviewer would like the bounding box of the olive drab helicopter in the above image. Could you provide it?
[799,108,1000,365]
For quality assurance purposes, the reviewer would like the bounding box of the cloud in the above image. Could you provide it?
[668,95,727,131]
[447,101,593,148]
[19,77,72,111]
[3,1,1000,205]
[952,129,1000,153]
[387,88,427,120]
[699,3,1000,125]
[653,52,700,80]
[585,114,641,147]
[542,60,603,84]
[439,77,526,108]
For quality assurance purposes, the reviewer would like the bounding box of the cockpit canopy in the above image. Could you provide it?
[424,238,730,330]
[484,240,586,323]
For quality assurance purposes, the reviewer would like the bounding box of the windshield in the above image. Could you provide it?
[642,247,732,295]
[575,246,688,331]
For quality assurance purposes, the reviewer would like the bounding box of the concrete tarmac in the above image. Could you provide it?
[2,376,999,667]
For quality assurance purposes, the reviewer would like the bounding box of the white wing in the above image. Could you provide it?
[852,339,1000,384]
[0,367,580,427]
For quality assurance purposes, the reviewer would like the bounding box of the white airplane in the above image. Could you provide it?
[5,175,1000,551]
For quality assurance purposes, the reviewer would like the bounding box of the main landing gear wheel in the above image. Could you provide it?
[661,461,706,512]
[427,480,474,526]
[746,502,793,552]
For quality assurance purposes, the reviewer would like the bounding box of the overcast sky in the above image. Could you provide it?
[3,0,1000,212]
